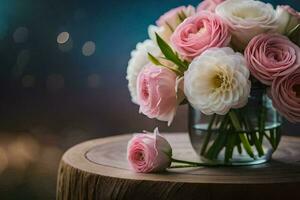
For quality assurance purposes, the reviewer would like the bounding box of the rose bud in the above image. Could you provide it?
[136,64,179,125]
[127,128,172,173]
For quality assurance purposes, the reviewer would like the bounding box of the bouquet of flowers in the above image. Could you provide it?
[126,0,300,168]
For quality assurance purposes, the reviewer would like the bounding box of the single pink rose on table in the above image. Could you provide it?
[127,128,172,173]
[271,68,300,123]
[197,0,225,12]
[137,64,178,125]
[170,12,231,61]
[245,33,300,85]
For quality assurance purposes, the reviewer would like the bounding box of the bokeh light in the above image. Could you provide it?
[12,49,31,78]
[46,74,65,91]
[57,32,70,44]
[74,9,86,21]
[0,147,8,174]
[39,146,63,173]
[87,74,100,88]
[58,37,73,52]
[13,26,29,43]
[22,75,35,88]
[82,41,96,56]
[7,135,40,170]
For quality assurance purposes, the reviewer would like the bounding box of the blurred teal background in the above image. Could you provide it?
[0,0,299,199]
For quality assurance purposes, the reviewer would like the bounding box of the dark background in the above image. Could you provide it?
[0,0,299,199]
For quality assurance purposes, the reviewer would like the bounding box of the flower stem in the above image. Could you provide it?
[242,114,264,157]
[169,165,198,169]
[275,126,282,149]
[206,131,227,159]
[225,132,237,163]
[259,105,267,145]
[171,158,221,167]
[205,115,229,160]
[200,114,216,155]
[229,111,254,158]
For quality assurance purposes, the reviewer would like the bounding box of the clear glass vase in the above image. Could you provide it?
[188,88,282,166]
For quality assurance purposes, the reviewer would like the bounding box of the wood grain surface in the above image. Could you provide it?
[57,133,300,200]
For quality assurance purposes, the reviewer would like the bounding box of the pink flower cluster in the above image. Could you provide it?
[127,0,300,127]
[134,6,231,123]
[125,0,300,175]
[245,33,300,122]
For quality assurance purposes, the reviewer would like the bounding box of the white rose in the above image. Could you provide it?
[216,0,278,50]
[126,40,161,104]
[148,25,172,43]
[184,47,251,115]
[148,6,196,44]
[156,5,196,32]
[276,5,300,34]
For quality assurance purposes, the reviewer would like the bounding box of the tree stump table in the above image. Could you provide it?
[57,133,300,200]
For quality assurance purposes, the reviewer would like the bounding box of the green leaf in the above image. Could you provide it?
[238,133,254,158]
[155,33,188,71]
[252,132,264,157]
[148,53,163,66]
[242,112,264,157]
[236,138,242,154]
[275,126,282,150]
[288,23,300,46]
[177,11,187,22]
[148,53,182,75]
[165,22,174,32]
[208,132,227,159]
[177,12,186,22]
[225,133,237,163]
[177,13,185,22]
[200,114,216,155]
[183,60,189,66]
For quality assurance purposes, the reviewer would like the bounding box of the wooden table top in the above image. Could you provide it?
[57,133,300,200]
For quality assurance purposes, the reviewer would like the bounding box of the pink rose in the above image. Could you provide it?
[170,12,231,61]
[127,128,172,173]
[245,33,300,85]
[156,6,196,31]
[197,0,225,12]
[137,64,178,125]
[271,68,300,123]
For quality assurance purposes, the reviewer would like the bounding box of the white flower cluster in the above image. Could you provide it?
[126,0,300,118]
[126,40,160,103]
[184,48,250,115]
